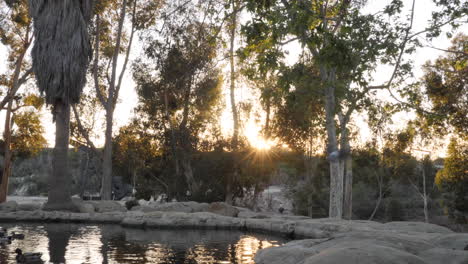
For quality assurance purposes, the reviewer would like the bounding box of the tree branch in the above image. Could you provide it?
[93,15,107,107]
[114,0,137,108]
[71,104,100,157]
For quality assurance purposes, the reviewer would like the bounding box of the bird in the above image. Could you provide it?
[11,232,25,240]
[0,236,11,243]
[15,249,43,264]
[0,227,7,237]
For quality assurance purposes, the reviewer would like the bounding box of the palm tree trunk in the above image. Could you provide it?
[43,101,75,211]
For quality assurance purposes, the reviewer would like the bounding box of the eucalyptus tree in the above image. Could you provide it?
[416,34,467,137]
[239,0,465,218]
[28,0,93,210]
[133,0,224,198]
[225,0,243,204]
[82,0,162,200]
[0,0,33,202]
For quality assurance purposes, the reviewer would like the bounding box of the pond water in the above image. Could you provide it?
[0,223,288,264]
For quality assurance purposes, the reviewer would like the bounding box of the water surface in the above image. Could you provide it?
[0,223,287,264]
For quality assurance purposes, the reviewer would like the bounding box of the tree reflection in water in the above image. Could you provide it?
[0,223,287,263]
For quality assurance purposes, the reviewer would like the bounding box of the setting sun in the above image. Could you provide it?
[244,119,275,151]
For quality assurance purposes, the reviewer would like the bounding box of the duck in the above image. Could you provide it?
[15,249,43,264]
[0,227,7,237]
[11,232,25,240]
[0,236,12,243]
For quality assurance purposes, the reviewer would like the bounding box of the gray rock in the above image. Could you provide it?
[207,202,239,217]
[419,248,468,264]
[0,201,18,212]
[91,201,126,213]
[89,212,125,223]
[132,202,210,213]
[72,197,96,213]
[302,243,427,264]
[77,203,95,214]
[432,233,468,250]
[382,221,453,234]
[17,202,42,211]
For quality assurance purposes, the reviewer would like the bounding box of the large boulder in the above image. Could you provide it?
[382,221,453,234]
[91,201,126,213]
[431,233,468,250]
[302,243,427,264]
[255,226,463,264]
[0,201,18,212]
[207,202,239,217]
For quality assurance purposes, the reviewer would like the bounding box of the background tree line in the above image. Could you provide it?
[0,0,466,224]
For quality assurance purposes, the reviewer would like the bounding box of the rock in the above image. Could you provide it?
[418,248,468,264]
[89,212,125,223]
[91,201,126,213]
[17,203,42,211]
[432,233,468,250]
[207,202,239,217]
[246,218,295,236]
[182,201,210,212]
[69,213,91,222]
[382,221,453,234]
[302,243,427,264]
[133,202,210,213]
[72,197,96,213]
[77,203,95,214]
[238,210,271,219]
[0,201,18,212]
[151,202,195,213]
[15,210,46,221]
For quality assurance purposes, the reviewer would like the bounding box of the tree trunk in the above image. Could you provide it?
[0,99,14,203]
[101,109,113,200]
[369,171,383,220]
[43,101,75,211]
[0,41,29,203]
[323,69,343,219]
[100,0,127,200]
[422,164,429,223]
[226,0,239,205]
[343,140,353,219]
[78,149,90,198]
[181,155,198,195]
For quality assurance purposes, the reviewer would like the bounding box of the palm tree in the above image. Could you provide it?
[29,0,93,210]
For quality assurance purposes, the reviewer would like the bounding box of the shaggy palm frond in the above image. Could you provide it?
[29,0,93,107]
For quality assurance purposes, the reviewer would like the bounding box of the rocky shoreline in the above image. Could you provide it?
[1,199,467,264]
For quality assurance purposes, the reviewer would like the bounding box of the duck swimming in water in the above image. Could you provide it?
[0,227,7,237]
[0,236,11,243]
[15,248,43,264]
[11,232,25,240]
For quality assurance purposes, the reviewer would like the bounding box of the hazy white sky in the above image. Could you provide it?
[0,0,466,155]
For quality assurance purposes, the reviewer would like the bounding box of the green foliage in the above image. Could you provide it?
[418,34,468,136]
[436,138,468,218]
[11,110,47,158]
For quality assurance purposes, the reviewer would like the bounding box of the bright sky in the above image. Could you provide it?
[0,0,466,155]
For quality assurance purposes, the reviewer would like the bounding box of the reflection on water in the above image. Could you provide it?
[0,223,287,264]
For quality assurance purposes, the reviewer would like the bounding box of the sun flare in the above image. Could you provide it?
[244,120,275,151]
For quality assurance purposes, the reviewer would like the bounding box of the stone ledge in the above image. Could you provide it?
[1,210,464,263]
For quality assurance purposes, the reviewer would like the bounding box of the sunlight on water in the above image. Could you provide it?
[0,223,287,264]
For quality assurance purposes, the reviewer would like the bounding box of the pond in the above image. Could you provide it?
[0,223,288,264]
